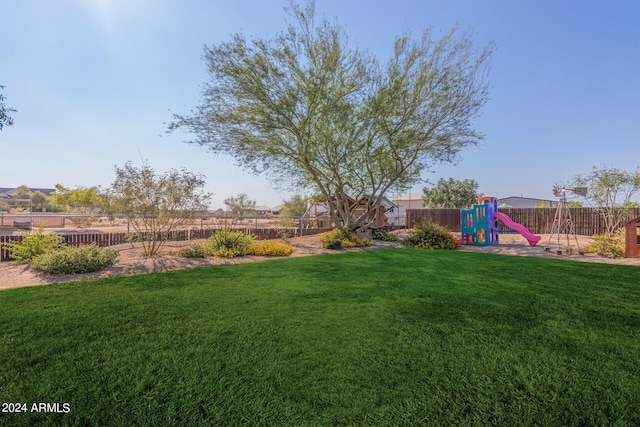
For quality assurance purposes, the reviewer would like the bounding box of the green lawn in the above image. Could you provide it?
[1,249,639,426]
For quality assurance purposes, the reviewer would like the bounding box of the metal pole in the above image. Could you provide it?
[556,192,564,251]
[549,189,581,254]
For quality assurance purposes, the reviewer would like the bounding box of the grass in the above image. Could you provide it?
[0,249,639,426]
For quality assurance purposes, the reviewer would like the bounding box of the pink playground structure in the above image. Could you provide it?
[460,197,541,247]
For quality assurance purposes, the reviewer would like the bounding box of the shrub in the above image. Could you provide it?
[322,238,344,250]
[403,222,460,250]
[208,229,254,257]
[319,227,370,249]
[31,244,118,275]
[341,238,368,248]
[176,242,211,258]
[2,226,65,263]
[584,230,625,259]
[372,229,398,241]
[246,241,293,257]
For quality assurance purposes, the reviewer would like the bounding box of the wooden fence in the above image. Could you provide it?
[408,207,640,235]
[0,227,333,262]
[407,209,461,232]
[0,213,288,230]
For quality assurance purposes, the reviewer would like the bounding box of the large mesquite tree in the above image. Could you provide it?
[170,1,494,229]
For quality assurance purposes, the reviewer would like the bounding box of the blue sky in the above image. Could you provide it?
[2,0,639,209]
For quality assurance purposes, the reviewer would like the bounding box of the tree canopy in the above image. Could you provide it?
[280,194,310,218]
[50,184,102,214]
[223,193,257,216]
[30,191,48,211]
[12,185,32,201]
[0,85,16,131]
[422,177,482,208]
[170,1,493,229]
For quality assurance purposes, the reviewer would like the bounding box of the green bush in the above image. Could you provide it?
[208,229,254,257]
[1,226,65,263]
[584,230,625,258]
[322,238,343,250]
[403,222,460,250]
[372,229,398,241]
[176,242,211,258]
[319,227,370,249]
[31,244,118,275]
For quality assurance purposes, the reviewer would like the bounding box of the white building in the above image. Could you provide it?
[389,193,424,226]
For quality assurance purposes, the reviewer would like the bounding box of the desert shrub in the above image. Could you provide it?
[372,229,398,241]
[246,241,293,256]
[341,238,369,248]
[176,242,211,258]
[31,244,118,275]
[584,230,625,258]
[319,227,370,249]
[2,226,65,263]
[322,238,343,250]
[208,229,254,257]
[403,222,460,250]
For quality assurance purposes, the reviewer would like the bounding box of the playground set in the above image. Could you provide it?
[460,197,542,247]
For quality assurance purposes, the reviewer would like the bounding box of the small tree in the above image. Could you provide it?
[280,194,309,218]
[0,85,16,130]
[31,191,48,212]
[422,178,482,208]
[107,162,212,256]
[224,193,256,217]
[12,185,32,201]
[572,166,640,235]
[10,185,32,211]
[276,194,309,241]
